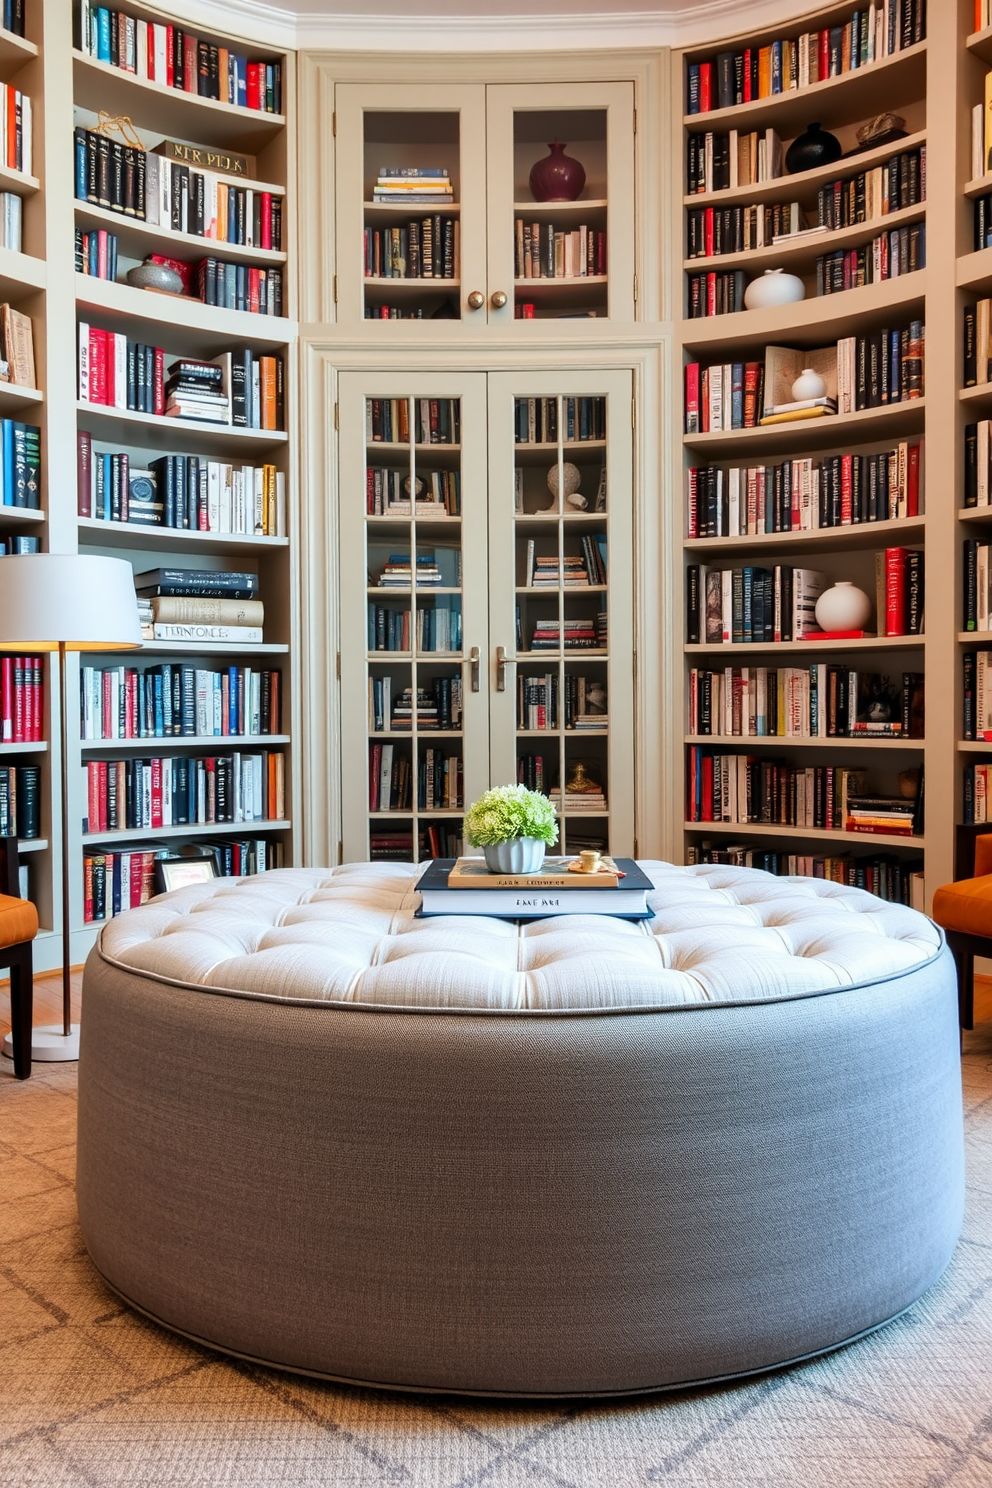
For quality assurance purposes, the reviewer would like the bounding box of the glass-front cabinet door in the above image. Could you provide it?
[485,83,636,326]
[487,371,635,856]
[335,85,488,325]
[338,374,490,861]
[338,369,635,862]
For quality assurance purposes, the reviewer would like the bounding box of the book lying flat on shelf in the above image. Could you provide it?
[446,855,626,889]
[416,857,653,918]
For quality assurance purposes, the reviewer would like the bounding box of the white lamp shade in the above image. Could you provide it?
[0,554,142,651]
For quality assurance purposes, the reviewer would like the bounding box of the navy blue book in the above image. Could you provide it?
[416,857,653,919]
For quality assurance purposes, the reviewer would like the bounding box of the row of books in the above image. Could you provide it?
[75,228,118,281]
[964,765,992,825]
[523,536,607,587]
[368,743,463,813]
[365,466,461,517]
[363,304,436,320]
[684,328,925,433]
[133,567,265,647]
[0,765,39,839]
[0,85,31,177]
[371,167,453,205]
[687,563,823,644]
[526,615,607,652]
[367,598,462,654]
[83,839,285,923]
[963,423,992,510]
[549,784,608,815]
[815,223,925,294]
[0,655,43,742]
[686,750,923,836]
[973,193,992,253]
[518,673,607,732]
[963,301,992,387]
[816,149,925,231]
[83,752,286,834]
[372,550,461,589]
[963,541,992,632]
[78,334,285,430]
[513,397,606,445]
[686,127,782,196]
[686,201,807,259]
[0,535,37,555]
[73,129,283,250]
[75,5,283,112]
[363,220,458,280]
[687,3,925,113]
[368,677,463,733]
[0,0,22,36]
[366,397,460,446]
[686,444,923,537]
[516,754,552,793]
[80,664,282,740]
[369,828,463,860]
[77,438,285,536]
[686,842,923,907]
[687,666,925,739]
[514,223,607,280]
[194,259,284,317]
[0,419,40,510]
[962,651,992,741]
[686,270,746,318]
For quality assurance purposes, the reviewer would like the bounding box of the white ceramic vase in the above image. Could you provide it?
[815,581,873,633]
[743,268,806,311]
[482,838,546,873]
[791,367,828,401]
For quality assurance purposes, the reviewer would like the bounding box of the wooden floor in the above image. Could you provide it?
[2,969,991,1043]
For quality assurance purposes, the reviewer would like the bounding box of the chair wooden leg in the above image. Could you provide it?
[8,942,33,1079]
[948,933,975,1036]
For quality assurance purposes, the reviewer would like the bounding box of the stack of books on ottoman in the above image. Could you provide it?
[416,856,653,919]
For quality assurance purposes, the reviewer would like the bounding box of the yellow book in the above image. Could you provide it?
[758,46,772,98]
[758,407,833,426]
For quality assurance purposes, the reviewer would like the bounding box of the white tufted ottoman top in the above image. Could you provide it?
[93,860,944,1013]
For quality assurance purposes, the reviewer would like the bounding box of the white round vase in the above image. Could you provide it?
[791,367,828,401]
[482,838,546,874]
[815,581,873,633]
[743,268,806,311]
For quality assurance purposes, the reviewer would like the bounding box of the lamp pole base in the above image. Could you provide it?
[2,1024,80,1063]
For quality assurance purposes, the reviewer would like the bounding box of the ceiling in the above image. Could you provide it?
[191,0,818,50]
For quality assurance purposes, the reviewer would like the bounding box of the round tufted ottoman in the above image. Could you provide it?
[76,860,964,1398]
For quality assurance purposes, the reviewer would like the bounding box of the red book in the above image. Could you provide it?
[31,658,41,741]
[818,29,830,80]
[153,346,165,416]
[0,655,11,741]
[87,762,99,835]
[246,62,263,110]
[88,327,107,405]
[260,192,272,251]
[521,303,535,318]
[976,1,984,34]
[885,546,909,636]
[742,48,753,101]
[706,272,717,316]
[77,430,92,517]
[165,25,174,86]
[808,629,864,640]
[13,655,23,742]
[183,33,198,94]
[699,62,713,113]
[685,361,700,433]
[907,442,921,517]
[151,757,162,827]
[701,753,714,821]
[249,267,260,315]
[743,362,761,428]
[126,670,138,738]
[840,454,853,523]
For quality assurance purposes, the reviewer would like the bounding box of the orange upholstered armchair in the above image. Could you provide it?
[0,835,38,1079]
[933,830,992,1031]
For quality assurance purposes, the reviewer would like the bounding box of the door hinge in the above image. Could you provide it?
[336,651,341,679]
[633,108,637,134]
[337,840,343,865]
[334,402,339,430]
[633,273,638,303]
[631,399,636,430]
[633,836,639,857]
[333,275,338,304]
[332,111,337,136]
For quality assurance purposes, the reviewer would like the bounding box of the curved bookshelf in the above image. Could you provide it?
[683,129,927,212]
[685,201,926,277]
[682,270,926,349]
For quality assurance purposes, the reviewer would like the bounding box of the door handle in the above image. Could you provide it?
[490,290,508,309]
[496,645,509,691]
[467,290,485,310]
[469,645,481,691]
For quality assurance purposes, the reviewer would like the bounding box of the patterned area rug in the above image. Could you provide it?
[3,1028,992,1488]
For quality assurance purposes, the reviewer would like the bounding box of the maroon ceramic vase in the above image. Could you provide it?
[529,141,586,202]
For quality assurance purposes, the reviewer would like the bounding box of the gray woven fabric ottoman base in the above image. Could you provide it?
[76,861,965,1398]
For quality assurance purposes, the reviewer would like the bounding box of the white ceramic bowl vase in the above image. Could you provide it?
[814,581,873,633]
[482,838,547,873]
[791,367,828,401]
[743,268,806,311]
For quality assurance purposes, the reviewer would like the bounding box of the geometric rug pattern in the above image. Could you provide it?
[3,1024,992,1488]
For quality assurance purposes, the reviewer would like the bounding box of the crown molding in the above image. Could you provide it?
[164,0,822,52]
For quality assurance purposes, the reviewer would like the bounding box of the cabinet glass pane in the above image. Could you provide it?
[512,111,609,322]
[513,394,611,853]
[363,113,462,322]
[366,394,466,860]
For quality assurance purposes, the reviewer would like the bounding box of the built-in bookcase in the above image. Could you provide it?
[1,0,298,972]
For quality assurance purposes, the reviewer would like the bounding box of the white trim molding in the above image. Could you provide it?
[163,0,834,53]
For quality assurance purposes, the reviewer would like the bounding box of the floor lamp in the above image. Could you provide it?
[0,554,141,1063]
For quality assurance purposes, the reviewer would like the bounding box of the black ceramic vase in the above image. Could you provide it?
[785,122,842,175]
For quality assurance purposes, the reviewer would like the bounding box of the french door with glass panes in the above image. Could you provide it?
[337,369,634,863]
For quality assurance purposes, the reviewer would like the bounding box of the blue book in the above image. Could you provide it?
[153,673,164,737]
[228,667,239,734]
[770,40,783,94]
[687,63,701,115]
[731,363,745,429]
[96,7,111,62]
[235,61,247,109]
[74,129,87,201]
[102,452,112,520]
[88,232,98,276]
[2,418,12,509]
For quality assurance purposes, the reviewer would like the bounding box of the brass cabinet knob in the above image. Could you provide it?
[467,290,485,310]
[491,290,508,309]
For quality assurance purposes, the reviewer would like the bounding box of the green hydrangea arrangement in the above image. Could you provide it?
[463,784,559,847]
